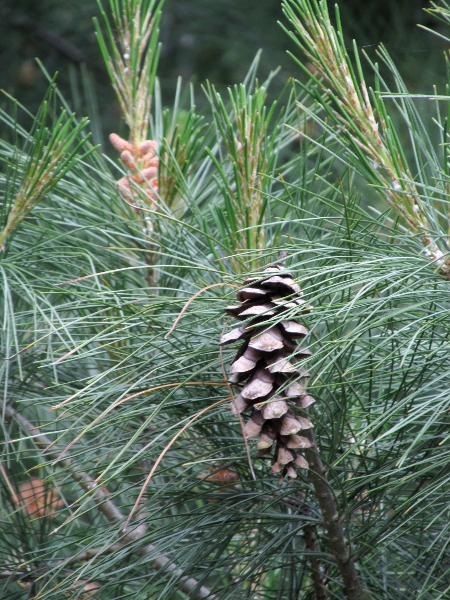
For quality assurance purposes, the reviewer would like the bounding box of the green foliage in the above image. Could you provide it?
[94,0,163,143]
[0,88,92,250]
[1,1,450,599]
[203,67,292,272]
[282,0,450,272]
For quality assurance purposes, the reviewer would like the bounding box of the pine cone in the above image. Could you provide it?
[221,264,315,479]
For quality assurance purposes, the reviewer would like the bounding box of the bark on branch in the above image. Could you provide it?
[303,523,328,600]
[2,400,216,600]
[305,431,372,600]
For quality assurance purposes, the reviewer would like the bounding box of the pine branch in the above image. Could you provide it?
[305,431,372,600]
[303,523,328,600]
[282,0,450,275]
[0,94,92,251]
[53,544,123,568]
[94,0,162,145]
[2,399,217,600]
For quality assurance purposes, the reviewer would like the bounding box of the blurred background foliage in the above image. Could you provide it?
[0,0,446,147]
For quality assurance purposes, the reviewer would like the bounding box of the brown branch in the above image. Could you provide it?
[304,431,372,600]
[53,543,124,569]
[303,524,328,600]
[284,489,329,599]
[0,544,123,583]
[2,400,216,600]
[290,485,328,599]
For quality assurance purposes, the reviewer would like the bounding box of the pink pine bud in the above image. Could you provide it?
[142,167,158,179]
[109,133,132,152]
[131,173,144,184]
[137,139,158,157]
[120,150,136,169]
[117,177,131,192]
[143,154,159,168]
[145,180,159,200]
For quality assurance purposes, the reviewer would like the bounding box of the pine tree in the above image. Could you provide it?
[1,1,450,599]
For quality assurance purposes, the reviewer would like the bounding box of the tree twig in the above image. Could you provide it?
[2,399,217,600]
[303,524,328,600]
[305,431,372,600]
[291,486,329,599]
